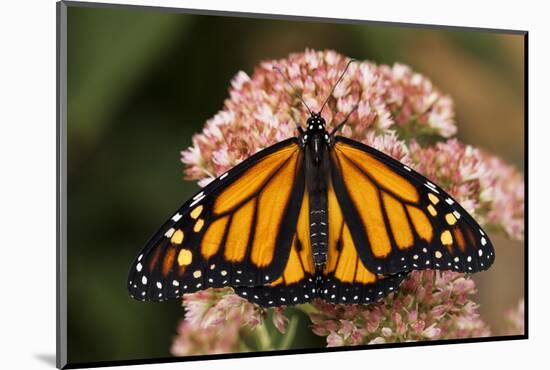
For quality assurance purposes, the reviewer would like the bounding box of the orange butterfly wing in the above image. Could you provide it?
[329,136,495,276]
[127,139,307,302]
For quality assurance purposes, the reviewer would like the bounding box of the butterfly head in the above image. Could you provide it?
[302,112,330,148]
[306,112,327,133]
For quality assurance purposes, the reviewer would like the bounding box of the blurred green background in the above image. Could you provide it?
[66,3,525,365]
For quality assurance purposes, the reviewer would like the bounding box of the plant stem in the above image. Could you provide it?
[254,322,273,351]
[278,316,299,350]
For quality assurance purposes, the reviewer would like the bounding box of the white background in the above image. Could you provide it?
[0,0,544,369]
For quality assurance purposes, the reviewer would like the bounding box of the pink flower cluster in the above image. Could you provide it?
[172,50,524,353]
[181,50,455,187]
[171,288,288,356]
[410,140,524,241]
[309,270,489,346]
[171,288,262,355]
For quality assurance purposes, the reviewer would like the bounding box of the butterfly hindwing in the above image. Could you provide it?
[318,176,408,304]
[329,136,495,276]
[234,186,318,306]
[128,138,306,301]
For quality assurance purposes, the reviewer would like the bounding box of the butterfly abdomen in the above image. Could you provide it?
[305,133,330,269]
[310,197,328,268]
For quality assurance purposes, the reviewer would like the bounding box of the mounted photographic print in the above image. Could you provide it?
[57,1,527,368]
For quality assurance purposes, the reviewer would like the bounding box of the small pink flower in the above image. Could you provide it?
[327,332,345,347]
[272,307,289,334]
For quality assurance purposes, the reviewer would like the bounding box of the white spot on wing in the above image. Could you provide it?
[220,172,229,180]
[164,228,176,238]
[193,191,204,200]
[171,213,183,222]
[424,183,440,194]
[189,195,205,208]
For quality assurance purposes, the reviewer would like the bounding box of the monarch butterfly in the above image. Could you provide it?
[128,60,495,307]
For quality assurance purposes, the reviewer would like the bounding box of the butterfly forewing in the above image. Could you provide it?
[329,136,495,276]
[127,138,306,301]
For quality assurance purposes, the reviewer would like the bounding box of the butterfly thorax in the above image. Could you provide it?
[302,112,331,270]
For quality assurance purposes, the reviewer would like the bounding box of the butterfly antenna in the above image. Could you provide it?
[272,66,313,115]
[319,58,356,115]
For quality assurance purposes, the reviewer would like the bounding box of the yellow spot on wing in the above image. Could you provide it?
[171,229,184,244]
[201,216,228,259]
[190,205,204,219]
[193,270,202,278]
[177,248,192,266]
[428,193,439,205]
[213,145,298,215]
[335,142,419,203]
[427,204,438,217]
[441,230,453,245]
[382,192,413,250]
[193,219,205,232]
[445,213,457,225]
